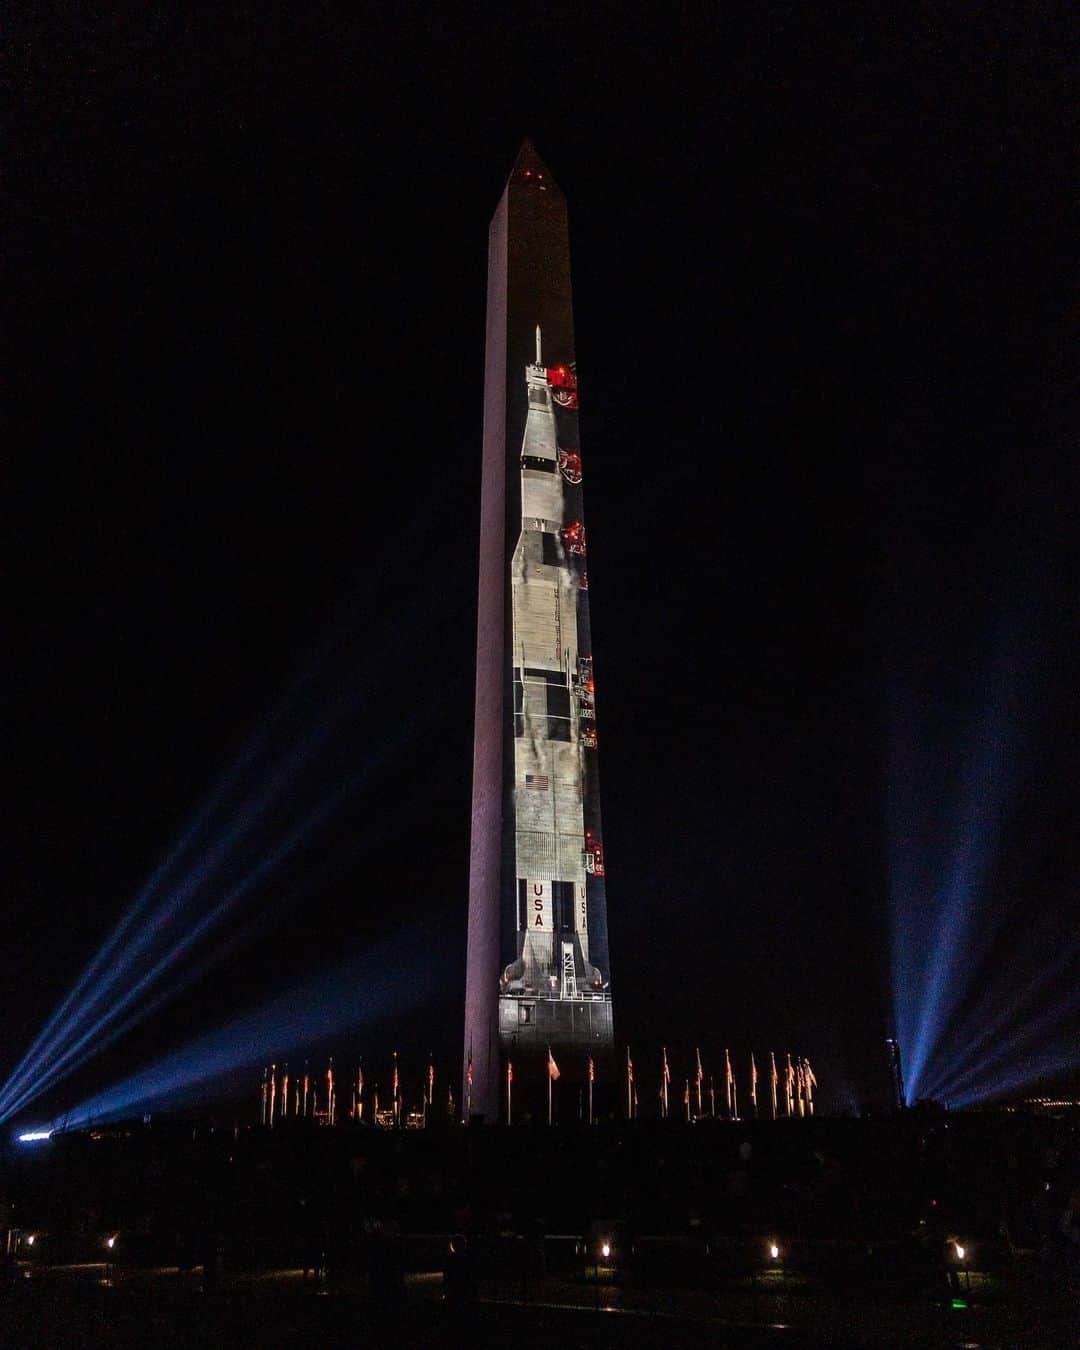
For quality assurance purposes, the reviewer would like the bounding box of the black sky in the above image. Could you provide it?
[8,6,1077,1118]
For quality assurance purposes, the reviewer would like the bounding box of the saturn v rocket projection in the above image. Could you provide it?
[464,142,614,1119]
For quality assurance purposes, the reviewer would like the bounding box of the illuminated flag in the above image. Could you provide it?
[546,1046,559,1125]
[269,1063,277,1127]
[660,1046,670,1119]
[357,1065,364,1123]
[785,1053,795,1115]
[662,1047,671,1083]
[750,1052,758,1113]
[625,1047,634,1119]
[506,1059,513,1125]
[466,1040,474,1119]
[327,1059,335,1127]
[507,1059,514,1084]
[281,1065,289,1122]
[770,1051,779,1120]
[683,1079,690,1104]
[709,1074,716,1118]
[303,1067,310,1119]
[724,1048,734,1117]
[428,1058,435,1104]
[588,1056,595,1083]
[695,1048,704,1086]
[260,1067,268,1126]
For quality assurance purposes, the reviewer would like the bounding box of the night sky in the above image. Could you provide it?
[9,7,1077,1122]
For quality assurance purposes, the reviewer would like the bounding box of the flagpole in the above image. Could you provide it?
[506,1060,513,1126]
[588,1057,594,1126]
[709,1074,716,1119]
[547,1049,553,1127]
[626,1048,633,1120]
[770,1051,778,1120]
[750,1052,758,1119]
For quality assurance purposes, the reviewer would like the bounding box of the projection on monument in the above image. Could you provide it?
[464,143,613,1117]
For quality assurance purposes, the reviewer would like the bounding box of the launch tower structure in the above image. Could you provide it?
[464,143,614,1121]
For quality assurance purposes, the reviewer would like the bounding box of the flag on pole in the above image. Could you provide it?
[428,1057,435,1106]
[724,1048,734,1117]
[785,1052,795,1115]
[695,1047,704,1116]
[750,1052,758,1112]
[548,1047,561,1080]
[466,1039,474,1120]
[588,1056,595,1083]
[661,1046,671,1118]
[770,1051,779,1120]
[626,1047,634,1119]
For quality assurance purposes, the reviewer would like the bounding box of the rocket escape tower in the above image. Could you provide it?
[464,143,614,1120]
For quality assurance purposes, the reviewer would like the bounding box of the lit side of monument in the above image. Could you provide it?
[464,143,613,1119]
